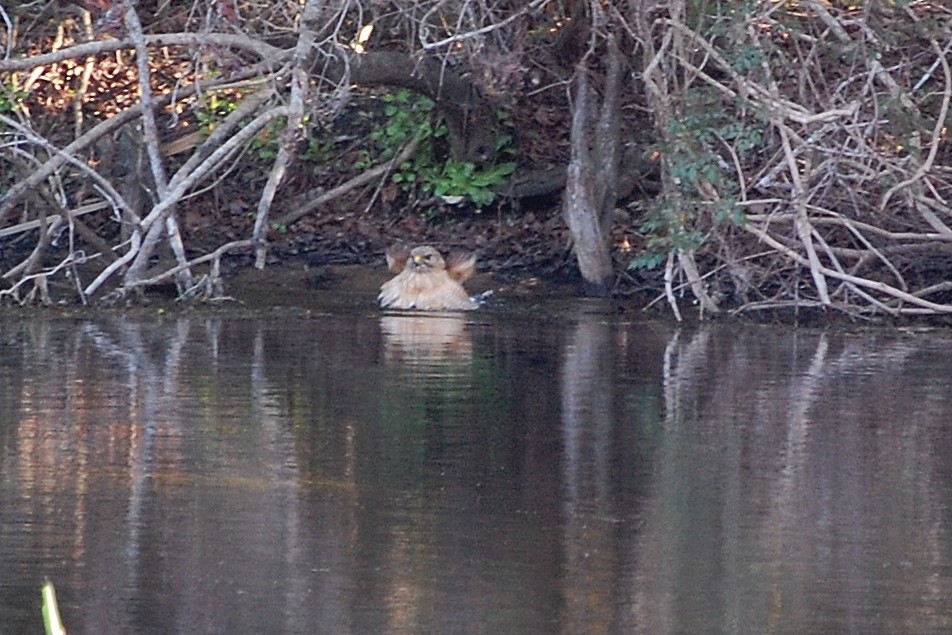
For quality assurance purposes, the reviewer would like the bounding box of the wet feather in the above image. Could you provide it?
[378,245,480,311]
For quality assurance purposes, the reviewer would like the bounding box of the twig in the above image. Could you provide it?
[663,251,682,321]
[803,0,918,114]
[252,0,318,269]
[912,36,952,93]
[743,221,952,313]
[130,239,252,290]
[0,32,286,73]
[84,233,141,297]
[0,201,108,238]
[0,67,273,225]
[123,5,169,198]
[273,135,422,227]
[123,3,193,289]
[421,0,550,51]
[777,121,831,305]
[879,39,952,212]
[0,246,86,305]
[121,105,290,285]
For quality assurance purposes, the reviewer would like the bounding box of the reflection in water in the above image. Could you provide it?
[1,316,316,634]
[638,326,952,633]
[380,313,472,363]
[560,311,620,634]
[1,312,952,633]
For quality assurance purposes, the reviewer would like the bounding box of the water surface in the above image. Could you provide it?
[1,305,951,633]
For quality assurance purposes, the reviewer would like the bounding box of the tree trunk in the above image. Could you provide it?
[563,67,614,295]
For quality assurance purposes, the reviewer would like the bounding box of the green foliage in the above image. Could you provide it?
[0,84,25,117]
[631,88,758,271]
[192,88,514,208]
[360,89,515,209]
[299,135,341,164]
[196,90,280,161]
[630,199,706,271]
[248,119,285,160]
[713,196,745,225]
[433,160,516,206]
[727,44,765,74]
[378,90,441,150]
[195,92,239,134]
[195,92,292,162]
[0,85,26,195]
[628,250,667,271]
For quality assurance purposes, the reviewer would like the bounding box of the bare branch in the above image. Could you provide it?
[0,32,286,73]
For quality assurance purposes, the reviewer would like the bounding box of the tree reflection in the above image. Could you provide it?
[3,315,952,633]
[632,325,952,633]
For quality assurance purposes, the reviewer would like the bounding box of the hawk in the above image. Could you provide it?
[378,245,480,311]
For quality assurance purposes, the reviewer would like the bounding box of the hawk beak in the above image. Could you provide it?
[413,254,425,265]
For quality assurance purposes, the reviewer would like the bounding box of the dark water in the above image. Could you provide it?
[1,304,951,634]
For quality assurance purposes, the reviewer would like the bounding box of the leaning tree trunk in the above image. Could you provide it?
[562,35,623,296]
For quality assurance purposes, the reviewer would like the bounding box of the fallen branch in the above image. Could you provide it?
[743,221,952,314]
[0,32,286,73]
[272,135,422,227]
[0,200,108,238]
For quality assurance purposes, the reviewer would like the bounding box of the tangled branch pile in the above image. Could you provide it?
[0,0,521,304]
[635,1,952,318]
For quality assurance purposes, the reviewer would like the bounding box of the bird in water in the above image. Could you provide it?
[378,244,488,311]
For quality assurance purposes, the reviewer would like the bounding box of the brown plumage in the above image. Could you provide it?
[378,245,478,311]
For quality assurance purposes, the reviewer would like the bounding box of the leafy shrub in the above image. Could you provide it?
[362,89,515,209]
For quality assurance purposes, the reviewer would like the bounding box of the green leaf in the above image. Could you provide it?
[629,251,667,270]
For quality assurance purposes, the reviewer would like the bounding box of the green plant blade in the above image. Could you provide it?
[41,581,67,635]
